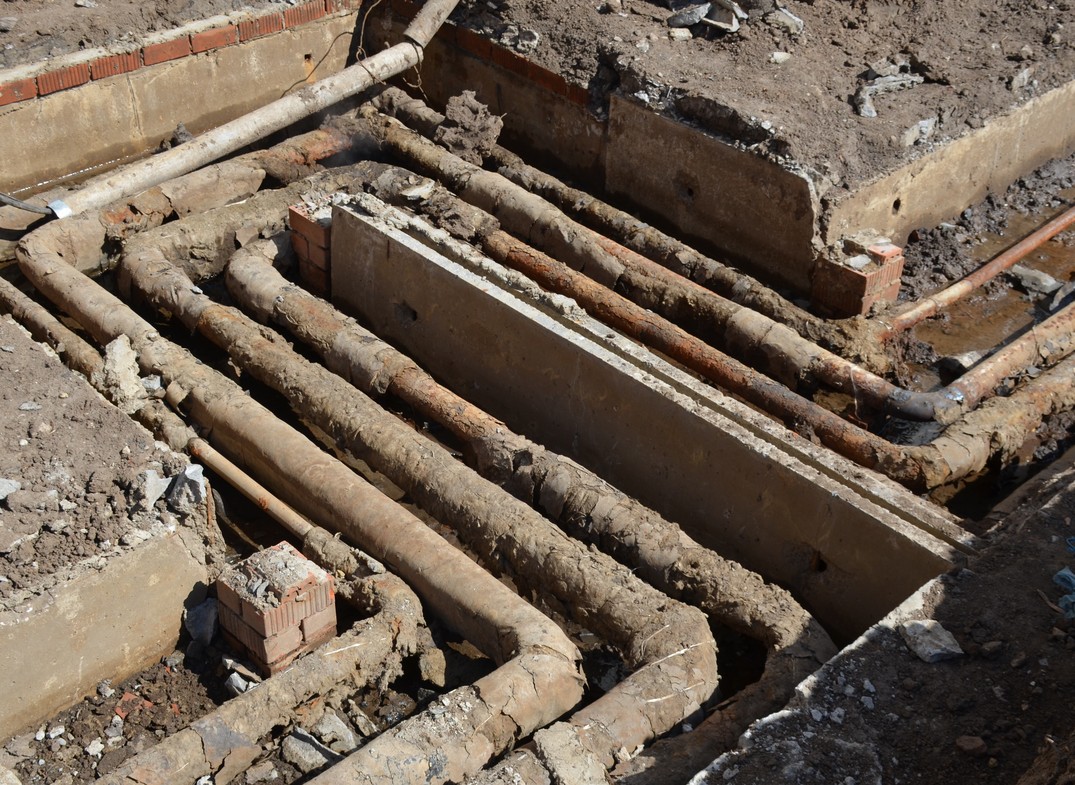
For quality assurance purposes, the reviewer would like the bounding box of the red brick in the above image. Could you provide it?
[300,603,337,644]
[491,42,527,75]
[240,592,303,637]
[289,205,332,247]
[37,64,90,95]
[238,12,284,42]
[284,0,327,29]
[527,61,567,96]
[191,26,238,54]
[300,259,330,298]
[0,77,38,107]
[867,242,903,264]
[455,26,492,60]
[90,52,141,80]
[290,231,310,262]
[301,621,337,652]
[305,241,329,272]
[566,82,589,106]
[142,37,192,66]
[255,624,303,665]
[215,576,242,613]
[218,604,260,650]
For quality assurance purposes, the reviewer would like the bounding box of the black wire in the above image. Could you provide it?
[0,191,53,216]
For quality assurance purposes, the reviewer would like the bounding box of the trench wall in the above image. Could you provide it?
[0,2,361,194]
[330,205,961,641]
[0,533,208,740]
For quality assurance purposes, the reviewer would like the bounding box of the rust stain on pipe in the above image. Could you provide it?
[884,203,1075,335]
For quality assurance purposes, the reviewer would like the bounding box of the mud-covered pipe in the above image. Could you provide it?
[227,235,837,760]
[370,87,847,358]
[16,123,358,277]
[362,108,1075,426]
[16,246,585,785]
[49,0,459,218]
[884,203,1075,334]
[119,239,719,774]
[98,572,425,785]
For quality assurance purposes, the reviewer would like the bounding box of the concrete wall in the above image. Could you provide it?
[826,79,1075,246]
[0,13,357,193]
[330,204,961,641]
[605,96,818,292]
[0,532,207,740]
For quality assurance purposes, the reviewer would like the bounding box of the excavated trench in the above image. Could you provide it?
[2,1,1075,783]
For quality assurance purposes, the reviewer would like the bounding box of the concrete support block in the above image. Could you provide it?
[0,533,208,740]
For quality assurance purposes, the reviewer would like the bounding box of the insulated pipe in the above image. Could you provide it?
[883,203,1075,335]
[97,572,426,785]
[370,87,845,358]
[227,236,837,761]
[48,0,460,218]
[15,124,360,277]
[362,110,1075,426]
[119,240,719,776]
[15,246,585,785]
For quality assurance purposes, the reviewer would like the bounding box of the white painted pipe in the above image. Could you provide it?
[52,0,459,218]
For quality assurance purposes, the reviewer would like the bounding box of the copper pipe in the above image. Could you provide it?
[884,203,1075,335]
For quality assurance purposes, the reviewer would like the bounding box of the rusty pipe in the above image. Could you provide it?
[883,203,1075,335]
[17,236,585,785]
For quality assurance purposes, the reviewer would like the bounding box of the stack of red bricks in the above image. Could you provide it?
[811,241,906,317]
[289,204,332,298]
[216,541,337,676]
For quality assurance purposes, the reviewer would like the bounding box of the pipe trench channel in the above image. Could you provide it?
[3,6,1074,780]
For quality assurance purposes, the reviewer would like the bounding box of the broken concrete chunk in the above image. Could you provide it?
[91,335,148,415]
[902,117,937,147]
[0,479,20,502]
[1009,264,1061,295]
[225,672,251,697]
[854,74,925,118]
[313,710,359,754]
[899,619,963,662]
[764,7,803,34]
[133,469,171,513]
[168,464,207,514]
[183,597,218,646]
[668,2,711,27]
[701,0,747,31]
[281,730,339,774]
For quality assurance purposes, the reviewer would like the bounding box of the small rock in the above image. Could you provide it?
[183,597,218,646]
[1010,652,1027,668]
[47,725,65,739]
[981,640,1004,657]
[809,708,824,722]
[84,738,105,757]
[830,707,845,724]
[668,27,693,40]
[168,464,207,514]
[97,679,115,699]
[224,672,251,697]
[764,7,803,34]
[245,760,279,784]
[281,730,339,774]
[75,0,98,6]
[1009,264,1061,295]
[0,17,15,32]
[45,519,68,533]
[18,402,41,411]
[955,735,988,756]
[0,478,21,501]
[104,716,124,739]
[899,619,964,662]
[769,51,792,64]
[313,710,358,754]
[1009,67,1033,91]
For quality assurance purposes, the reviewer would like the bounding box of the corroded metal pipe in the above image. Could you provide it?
[16,232,586,785]
[883,203,1075,334]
